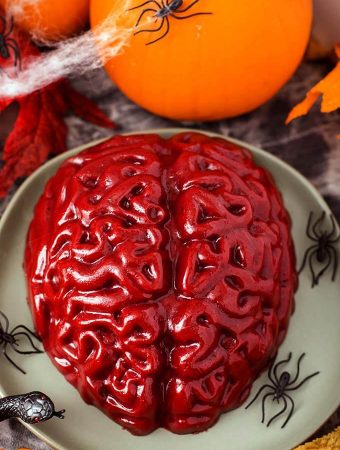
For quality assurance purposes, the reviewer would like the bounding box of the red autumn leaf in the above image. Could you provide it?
[62,82,115,130]
[0,13,116,198]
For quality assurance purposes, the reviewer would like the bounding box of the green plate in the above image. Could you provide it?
[0,129,339,450]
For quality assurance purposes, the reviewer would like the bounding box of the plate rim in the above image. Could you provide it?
[0,127,338,450]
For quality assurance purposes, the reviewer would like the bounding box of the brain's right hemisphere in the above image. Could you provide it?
[25,133,297,435]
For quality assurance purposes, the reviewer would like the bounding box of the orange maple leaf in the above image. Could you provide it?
[287,44,340,137]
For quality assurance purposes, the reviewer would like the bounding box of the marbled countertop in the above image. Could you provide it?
[0,61,339,449]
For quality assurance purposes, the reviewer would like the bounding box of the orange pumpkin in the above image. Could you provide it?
[91,0,313,121]
[0,0,89,41]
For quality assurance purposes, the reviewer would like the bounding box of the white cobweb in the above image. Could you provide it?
[6,0,40,17]
[0,0,149,99]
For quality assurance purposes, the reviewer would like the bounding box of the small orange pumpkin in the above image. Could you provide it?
[91,0,313,121]
[0,0,89,41]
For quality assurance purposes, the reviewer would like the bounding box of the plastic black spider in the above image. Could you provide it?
[129,0,212,45]
[0,15,21,75]
[298,211,339,288]
[246,353,320,428]
[0,311,43,375]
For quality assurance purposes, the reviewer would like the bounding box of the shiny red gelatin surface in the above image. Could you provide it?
[25,132,297,435]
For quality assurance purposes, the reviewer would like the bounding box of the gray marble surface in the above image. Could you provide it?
[0,61,339,449]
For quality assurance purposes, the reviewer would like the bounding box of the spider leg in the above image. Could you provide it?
[6,42,22,70]
[305,212,317,241]
[0,312,10,334]
[308,249,319,287]
[268,359,278,385]
[134,8,158,28]
[286,371,320,391]
[288,353,305,386]
[171,12,213,20]
[128,0,161,11]
[267,396,287,427]
[3,15,14,38]
[147,15,169,45]
[12,332,43,353]
[10,325,40,339]
[274,353,292,383]
[329,234,340,244]
[10,325,40,340]
[329,245,338,281]
[6,42,21,67]
[0,15,6,35]
[314,249,332,285]
[297,245,318,274]
[176,0,199,13]
[261,392,274,424]
[12,331,41,347]
[5,37,18,44]
[11,339,41,355]
[329,215,340,243]
[134,17,164,35]
[3,346,26,374]
[11,348,42,355]
[327,214,337,240]
[281,394,295,428]
[312,211,326,238]
[245,384,273,409]
[5,38,20,49]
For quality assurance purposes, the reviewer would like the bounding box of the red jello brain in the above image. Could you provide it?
[24,132,297,435]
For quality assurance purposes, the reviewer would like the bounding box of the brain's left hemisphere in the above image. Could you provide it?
[25,135,169,433]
